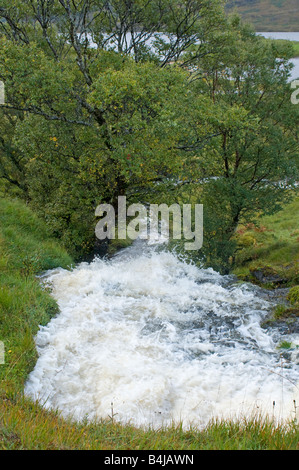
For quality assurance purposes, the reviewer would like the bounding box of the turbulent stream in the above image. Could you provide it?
[23,30,299,429]
[24,237,299,430]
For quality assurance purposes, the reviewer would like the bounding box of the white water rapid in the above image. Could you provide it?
[25,238,299,429]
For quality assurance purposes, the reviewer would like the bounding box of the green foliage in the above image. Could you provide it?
[0,0,298,270]
[180,19,299,272]
[0,197,73,392]
[273,304,289,320]
[0,0,225,257]
[278,341,293,350]
[234,196,299,286]
[1,403,298,449]
[265,39,299,58]
[7,57,191,256]
[288,286,299,305]
[291,41,299,57]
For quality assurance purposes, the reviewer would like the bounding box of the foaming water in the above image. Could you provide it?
[25,241,299,429]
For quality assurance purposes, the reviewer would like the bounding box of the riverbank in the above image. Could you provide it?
[273,39,299,57]
[0,197,298,450]
[233,196,299,331]
[260,36,299,58]
[0,198,73,394]
[234,196,299,287]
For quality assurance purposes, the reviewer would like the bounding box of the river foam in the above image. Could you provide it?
[25,242,299,429]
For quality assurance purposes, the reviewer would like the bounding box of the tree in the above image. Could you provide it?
[0,107,29,196]
[0,0,226,256]
[1,2,297,269]
[182,18,299,272]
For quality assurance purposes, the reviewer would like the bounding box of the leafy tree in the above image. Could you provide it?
[0,2,297,269]
[0,108,29,196]
[0,0,226,256]
[183,18,299,272]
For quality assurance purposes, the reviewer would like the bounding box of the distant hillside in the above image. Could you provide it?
[225,0,299,31]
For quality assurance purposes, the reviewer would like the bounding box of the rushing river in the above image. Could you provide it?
[25,236,299,429]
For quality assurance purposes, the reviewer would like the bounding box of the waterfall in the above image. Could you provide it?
[25,239,299,429]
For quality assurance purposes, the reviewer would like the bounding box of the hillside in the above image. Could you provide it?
[226,0,299,31]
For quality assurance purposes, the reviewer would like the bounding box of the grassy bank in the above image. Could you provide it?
[261,38,299,58]
[0,197,298,450]
[291,41,299,57]
[234,196,299,327]
[280,39,299,57]
[1,397,298,450]
[0,197,73,394]
[234,196,299,288]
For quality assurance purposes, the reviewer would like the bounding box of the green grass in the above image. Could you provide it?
[268,39,299,58]
[0,197,74,393]
[234,196,299,287]
[0,399,299,451]
[234,195,299,328]
[256,36,299,59]
[291,41,299,57]
[1,394,298,450]
[0,196,298,450]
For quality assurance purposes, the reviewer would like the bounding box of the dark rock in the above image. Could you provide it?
[250,267,288,287]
